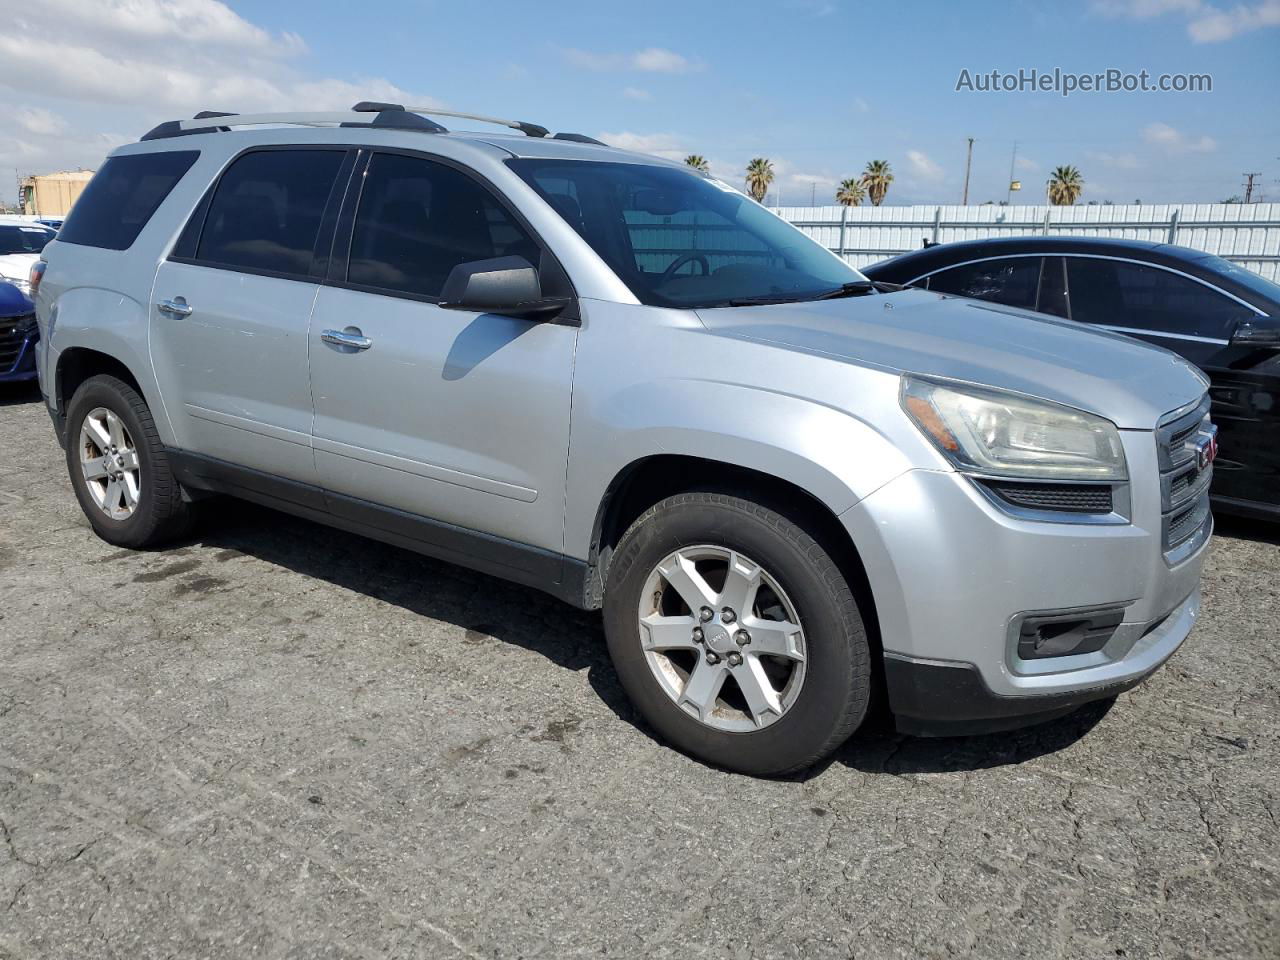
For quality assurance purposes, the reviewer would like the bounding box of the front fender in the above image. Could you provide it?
[563,375,922,559]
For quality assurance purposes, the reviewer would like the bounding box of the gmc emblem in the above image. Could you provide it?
[1195,433,1218,471]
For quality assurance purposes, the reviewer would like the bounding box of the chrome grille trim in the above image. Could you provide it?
[1156,395,1214,563]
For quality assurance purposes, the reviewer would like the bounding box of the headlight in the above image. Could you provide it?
[901,375,1127,481]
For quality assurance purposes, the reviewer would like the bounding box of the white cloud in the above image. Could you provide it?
[622,87,653,101]
[596,131,687,161]
[1014,154,1041,172]
[10,0,304,54]
[0,0,442,184]
[564,47,701,73]
[1187,0,1280,39]
[852,97,870,113]
[1091,0,1280,41]
[1143,122,1217,152]
[906,149,946,182]
[16,108,69,137]
[1089,150,1143,169]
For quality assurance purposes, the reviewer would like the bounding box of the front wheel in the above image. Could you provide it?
[603,492,871,776]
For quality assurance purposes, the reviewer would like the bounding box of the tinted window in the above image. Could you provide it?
[509,159,864,309]
[196,149,344,277]
[58,151,198,250]
[1065,258,1254,340]
[927,258,1040,309]
[347,153,540,298]
[0,225,55,255]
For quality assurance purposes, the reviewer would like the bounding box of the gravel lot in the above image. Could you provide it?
[1,380,1277,960]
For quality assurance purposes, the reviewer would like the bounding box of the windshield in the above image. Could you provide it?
[507,159,865,308]
[0,225,55,256]
[1191,253,1280,312]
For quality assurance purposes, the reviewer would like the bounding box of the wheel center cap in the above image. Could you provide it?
[703,623,733,653]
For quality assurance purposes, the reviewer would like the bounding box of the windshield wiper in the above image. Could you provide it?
[727,280,886,307]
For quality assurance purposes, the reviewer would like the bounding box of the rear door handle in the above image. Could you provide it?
[321,327,373,351]
[157,297,193,317]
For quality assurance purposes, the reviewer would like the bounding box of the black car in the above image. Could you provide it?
[863,237,1280,520]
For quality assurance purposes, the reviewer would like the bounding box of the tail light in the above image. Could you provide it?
[29,260,46,300]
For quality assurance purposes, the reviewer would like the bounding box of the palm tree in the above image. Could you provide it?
[861,160,893,206]
[684,155,710,174]
[836,177,866,207]
[1047,165,1084,205]
[745,158,774,203]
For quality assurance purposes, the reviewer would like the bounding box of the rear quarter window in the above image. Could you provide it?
[58,151,199,251]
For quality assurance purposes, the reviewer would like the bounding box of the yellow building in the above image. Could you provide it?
[20,170,95,217]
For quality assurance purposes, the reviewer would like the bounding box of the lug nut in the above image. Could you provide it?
[721,608,736,624]
[734,630,751,646]
[691,627,704,643]
[727,652,743,667]
[706,651,721,664]
[699,607,714,622]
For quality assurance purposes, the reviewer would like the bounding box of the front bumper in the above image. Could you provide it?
[884,586,1198,735]
[841,428,1209,734]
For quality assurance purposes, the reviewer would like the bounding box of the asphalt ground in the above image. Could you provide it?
[1,380,1277,959]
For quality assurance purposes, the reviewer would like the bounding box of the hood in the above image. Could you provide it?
[0,252,36,286]
[0,280,33,317]
[695,289,1208,430]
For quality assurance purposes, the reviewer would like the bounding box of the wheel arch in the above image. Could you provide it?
[581,454,882,671]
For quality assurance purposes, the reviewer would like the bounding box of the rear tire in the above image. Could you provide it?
[65,374,192,548]
[603,491,870,776]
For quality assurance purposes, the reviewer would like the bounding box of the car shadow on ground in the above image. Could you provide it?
[194,497,1112,779]
[0,381,41,407]
[1213,513,1280,546]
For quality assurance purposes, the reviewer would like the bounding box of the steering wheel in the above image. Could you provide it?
[661,253,710,283]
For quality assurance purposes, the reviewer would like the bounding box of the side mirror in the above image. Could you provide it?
[1230,315,1280,348]
[439,256,571,321]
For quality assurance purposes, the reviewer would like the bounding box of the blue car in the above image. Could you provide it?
[0,280,37,382]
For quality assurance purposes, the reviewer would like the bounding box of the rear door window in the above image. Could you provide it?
[926,257,1041,310]
[1064,258,1254,340]
[194,149,346,278]
[57,151,199,251]
[346,152,540,299]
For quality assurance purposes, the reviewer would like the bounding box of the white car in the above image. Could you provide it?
[0,222,56,294]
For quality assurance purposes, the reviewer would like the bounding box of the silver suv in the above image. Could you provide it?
[32,104,1216,775]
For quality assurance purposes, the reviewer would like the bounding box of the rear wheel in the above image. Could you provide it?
[65,374,192,548]
[603,491,871,776]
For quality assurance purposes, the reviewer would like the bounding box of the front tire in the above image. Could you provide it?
[603,491,871,776]
[65,374,192,548]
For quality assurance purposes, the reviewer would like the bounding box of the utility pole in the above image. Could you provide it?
[962,137,975,205]
[1242,172,1261,203]
[810,181,816,207]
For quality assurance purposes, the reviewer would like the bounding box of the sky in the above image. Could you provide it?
[1,0,1278,207]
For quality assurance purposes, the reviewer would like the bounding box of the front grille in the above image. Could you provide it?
[986,481,1113,514]
[1156,396,1215,561]
[0,314,36,371]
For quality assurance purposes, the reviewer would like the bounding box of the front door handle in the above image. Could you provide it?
[157,297,193,317]
[321,327,373,351]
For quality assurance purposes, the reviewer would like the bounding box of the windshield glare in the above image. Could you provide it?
[508,159,865,308]
[0,225,55,256]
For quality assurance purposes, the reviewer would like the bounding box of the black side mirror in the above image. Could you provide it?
[439,256,572,321]
[1230,315,1280,348]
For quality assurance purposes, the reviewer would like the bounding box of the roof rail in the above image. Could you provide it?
[140,109,446,140]
[139,103,603,146]
[552,132,606,146]
[360,103,549,138]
